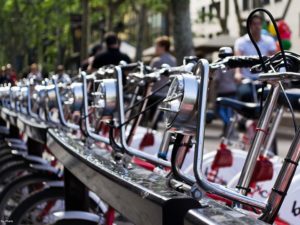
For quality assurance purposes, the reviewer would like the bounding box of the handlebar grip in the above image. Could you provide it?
[225,56,266,68]
[120,62,141,73]
[210,56,269,70]
[160,63,195,76]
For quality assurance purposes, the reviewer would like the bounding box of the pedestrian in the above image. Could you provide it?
[234,14,276,102]
[0,66,7,84]
[92,32,131,70]
[5,64,17,85]
[214,67,237,136]
[55,65,71,84]
[150,36,177,69]
[27,63,42,81]
[81,43,103,73]
[147,36,177,129]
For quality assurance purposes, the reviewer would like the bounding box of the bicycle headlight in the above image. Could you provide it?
[93,78,117,119]
[46,84,57,111]
[10,86,21,110]
[161,59,209,135]
[161,73,199,134]
[19,86,28,110]
[61,82,83,113]
[30,85,47,112]
[0,86,10,99]
[70,83,83,111]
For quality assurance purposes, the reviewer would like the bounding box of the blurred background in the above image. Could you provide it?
[0,0,296,76]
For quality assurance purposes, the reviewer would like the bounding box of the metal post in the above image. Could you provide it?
[27,137,44,157]
[64,168,89,211]
[0,117,6,126]
[9,124,19,138]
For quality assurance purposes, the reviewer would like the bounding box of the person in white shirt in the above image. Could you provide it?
[55,65,71,84]
[27,63,42,81]
[234,14,276,102]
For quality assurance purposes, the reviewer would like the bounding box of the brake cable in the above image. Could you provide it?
[247,8,289,114]
[118,96,166,128]
[124,80,171,113]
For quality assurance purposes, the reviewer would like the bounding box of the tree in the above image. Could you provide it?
[171,0,195,63]
[0,0,196,72]
[211,0,229,34]
[0,0,80,72]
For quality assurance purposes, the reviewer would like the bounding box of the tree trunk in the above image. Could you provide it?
[171,0,195,64]
[81,0,90,62]
[135,5,147,61]
[282,0,292,20]
[107,3,114,31]
[233,0,244,36]
[211,0,229,34]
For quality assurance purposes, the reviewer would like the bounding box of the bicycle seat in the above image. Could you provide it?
[258,88,300,111]
[206,110,217,124]
[278,89,300,111]
[216,97,261,119]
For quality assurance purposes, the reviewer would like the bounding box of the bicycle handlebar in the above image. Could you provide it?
[210,56,266,70]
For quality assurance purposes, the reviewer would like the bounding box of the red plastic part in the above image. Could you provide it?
[274,216,290,225]
[139,132,155,149]
[105,206,115,225]
[133,157,156,171]
[211,143,233,170]
[251,155,273,183]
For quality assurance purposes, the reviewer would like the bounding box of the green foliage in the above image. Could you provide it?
[0,0,80,69]
[0,0,169,71]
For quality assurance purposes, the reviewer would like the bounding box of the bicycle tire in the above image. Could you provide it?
[9,186,105,225]
[0,162,34,189]
[0,172,59,218]
[0,154,26,171]
[9,186,65,225]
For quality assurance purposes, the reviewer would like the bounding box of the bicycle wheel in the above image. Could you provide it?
[0,173,59,219]
[9,186,106,225]
[0,154,27,172]
[9,186,64,225]
[0,162,35,192]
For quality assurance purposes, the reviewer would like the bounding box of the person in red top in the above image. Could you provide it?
[5,64,17,85]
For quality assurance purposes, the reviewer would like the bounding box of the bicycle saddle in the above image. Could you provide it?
[216,97,261,119]
[278,89,300,111]
[206,110,217,124]
[258,88,300,111]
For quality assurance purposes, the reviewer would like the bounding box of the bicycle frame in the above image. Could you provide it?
[81,72,110,144]
[114,66,171,167]
[52,79,79,130]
